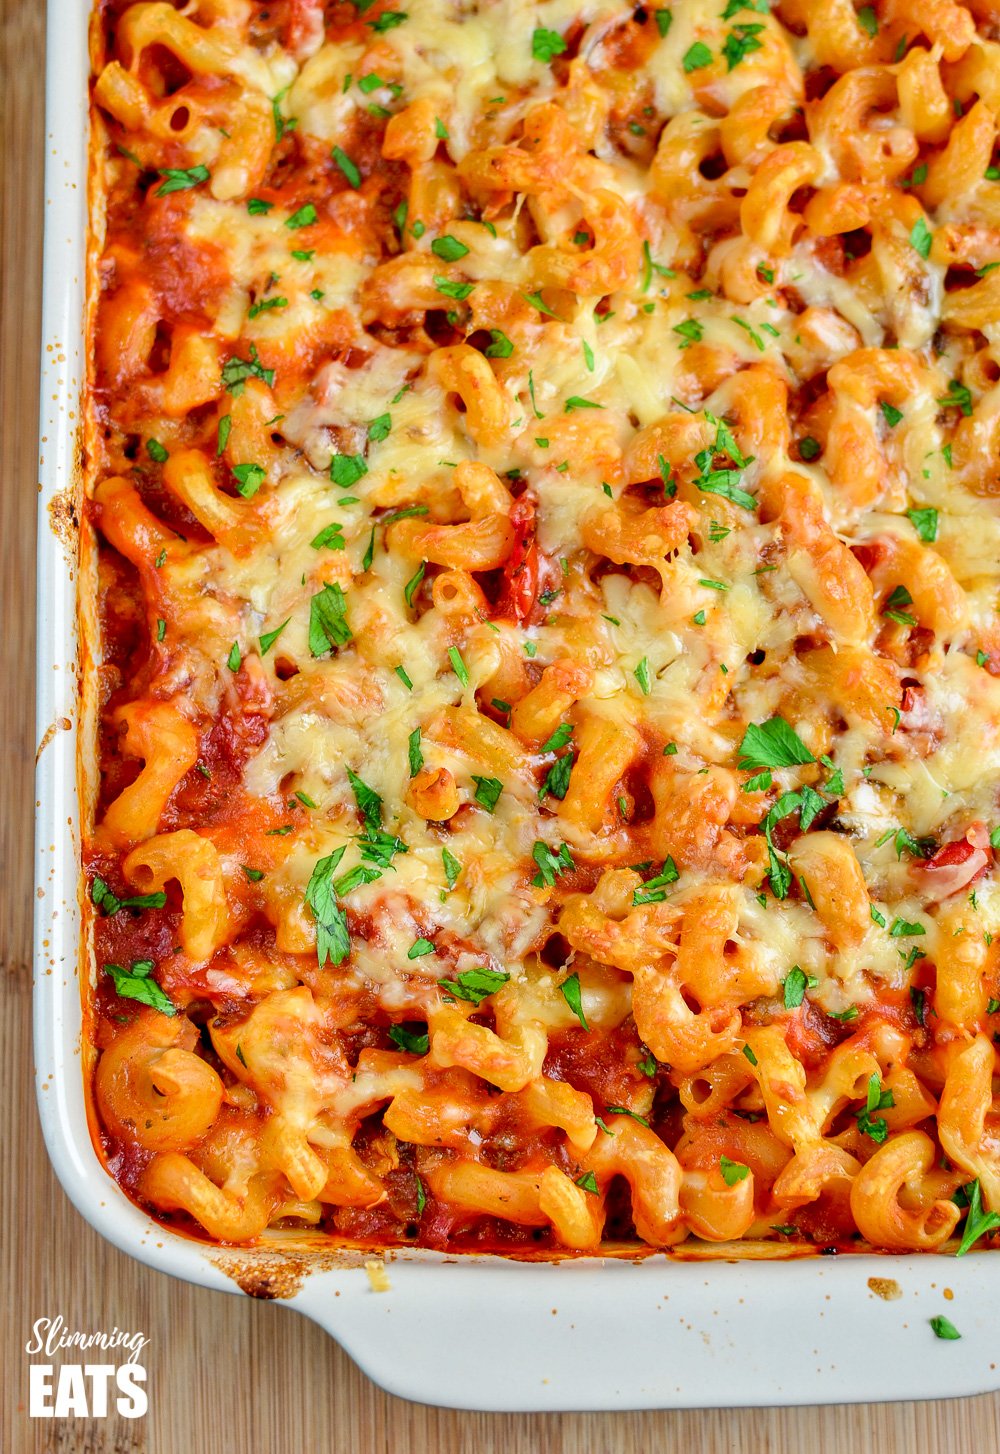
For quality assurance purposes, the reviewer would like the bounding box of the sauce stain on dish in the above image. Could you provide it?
[48,485,79,550]
[35,716,72,764]
[213,1246,377,1300]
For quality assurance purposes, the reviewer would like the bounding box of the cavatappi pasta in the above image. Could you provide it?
[83,0,1000,1257]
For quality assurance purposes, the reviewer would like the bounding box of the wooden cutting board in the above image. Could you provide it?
[3,4,999,1449]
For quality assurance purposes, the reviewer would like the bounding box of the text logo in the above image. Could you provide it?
[26,1317,149,1419]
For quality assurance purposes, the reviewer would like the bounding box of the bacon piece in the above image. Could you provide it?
[913,823,990,901]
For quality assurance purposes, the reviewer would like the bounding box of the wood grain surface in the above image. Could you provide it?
[3,4,1000,1450]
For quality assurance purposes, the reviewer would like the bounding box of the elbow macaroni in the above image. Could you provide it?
[82,0,1000,1257]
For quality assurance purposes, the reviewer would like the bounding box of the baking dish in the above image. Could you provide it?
[32,0,1000,1411]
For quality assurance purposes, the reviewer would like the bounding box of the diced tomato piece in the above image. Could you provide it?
[495,497,538,622]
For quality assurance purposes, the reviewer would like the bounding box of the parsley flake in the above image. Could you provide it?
[532,26,566,62]
[104,960,176,1016]
[155,165,209,196]
[560,971,588,1029]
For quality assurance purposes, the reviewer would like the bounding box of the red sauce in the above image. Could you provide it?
[544,1021,651,1110]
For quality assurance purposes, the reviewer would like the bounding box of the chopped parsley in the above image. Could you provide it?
[330,453,368,488]
[439,967,509,1004]
[532,840,575,888]
[641,242,674,296]
[285,202,318,230]
[104,960,176,1016]
[389,1024,430,1055]
[404,562,425,609]
[347,767,382,828]
[472,776,503,812]
[857,1073,894,1143]
[540,752,573,801]
[448,646,470,687]
[259,619,290,654]
[221,346,274,396]
[91,878,166,916]
[523,291,559,317]
[909,216,933,260]
[683,41,713,71]
[308,581,352,656]
[369,10,407,31]
[434,276,474,300]
[889,917,925,938]
[883,584,917,627]
[693,461,756,509]
[673,319,703,348]
[732,315,765,350]
[938,379,973,416]
[248,295,288,320]
[532,26,566,62]
[271,86,297,142]
[737,717,814,772]
[305,849,351,966]
[311,522,345,550]
[232,462,266,498]
[331,146,362,188]
[907,506,938,542]
[431,235,469,262]
[783,965,807,1010]
[539,723,573,753]
[560,971,588,1029]
[606,1106,650,1127]
[155,165,210,196]
[485,329,514,358]
[632,858,679,905]
[955,1178,1000,1256]
[722,19,764,69]
[719,1155,750,1186]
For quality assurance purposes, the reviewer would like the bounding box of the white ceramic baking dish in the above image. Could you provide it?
[32,1,1000,1412]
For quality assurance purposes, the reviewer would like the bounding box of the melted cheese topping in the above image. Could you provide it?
[84,0,1000,1256]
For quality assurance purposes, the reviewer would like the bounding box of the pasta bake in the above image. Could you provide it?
[83,0,1000,1257]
